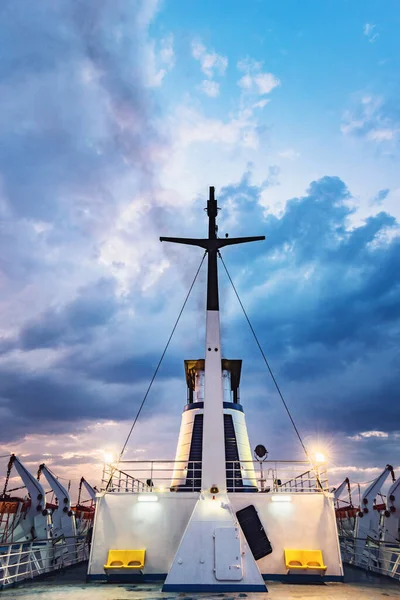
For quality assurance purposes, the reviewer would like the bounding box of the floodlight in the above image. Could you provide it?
[254,444,268,460]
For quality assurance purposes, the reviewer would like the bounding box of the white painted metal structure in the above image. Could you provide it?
[334,478,350,501]
[0,456,83,587]
[383,478,400,544]
[1,456,50,542]
[81,478,97,504]
[355,466,394,538]
[171,359,257,491]
[88,186,344,590]
[88,489,343,579]
[353,465,395,566]
[38,464,77,539]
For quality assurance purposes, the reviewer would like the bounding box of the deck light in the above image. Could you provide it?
[271,495,292,502]
[138,494,159,502]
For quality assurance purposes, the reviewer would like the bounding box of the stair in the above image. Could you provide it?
[224,414,243,492]
[185,414,203,491]
[179,412,245,492]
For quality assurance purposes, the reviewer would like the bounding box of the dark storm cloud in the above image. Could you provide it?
[58,345,183,385]
[217,174,400,440]
[0,1,399,458]
[19,278,119,350]
[0,359,173,443]
[0,0,178,443]
[2,160,400,448]
[0,0,158,220]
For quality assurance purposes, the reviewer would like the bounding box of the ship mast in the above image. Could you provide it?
[160,186,264,493]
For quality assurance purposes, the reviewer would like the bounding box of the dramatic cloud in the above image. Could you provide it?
[0,0,183,446]
[19,278,119,351]
[1,1,399,492]
[211,173,400,460]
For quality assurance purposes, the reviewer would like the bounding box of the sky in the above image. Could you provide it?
[1,0,400,499]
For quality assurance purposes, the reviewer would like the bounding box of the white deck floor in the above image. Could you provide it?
[3,582,400,600]
[2,565,400,600]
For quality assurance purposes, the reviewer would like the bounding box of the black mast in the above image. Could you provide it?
[160,186,265,311]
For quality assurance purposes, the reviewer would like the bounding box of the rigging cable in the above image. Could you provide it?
[218,251,311,463]
[107,251,207,490]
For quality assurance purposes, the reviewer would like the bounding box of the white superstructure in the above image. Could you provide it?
[87,186,344,592]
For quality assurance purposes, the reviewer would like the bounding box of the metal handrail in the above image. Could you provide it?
[339,535,400,580]
[101,459,327,494]
[0,535,89,588]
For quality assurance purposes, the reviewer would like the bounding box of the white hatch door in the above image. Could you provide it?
[214,527,243,581]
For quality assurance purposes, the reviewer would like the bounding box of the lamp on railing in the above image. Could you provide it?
[254,444,268,492]
[313,450,327,491]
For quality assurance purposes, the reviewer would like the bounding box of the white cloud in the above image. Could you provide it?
[238,74,253,90]
[341,94,400,149]
[199,80,220,97]
[175,106,260,150]
[329,465,383,474]
[348,430,389,441]
[191,41,228,78]
[253,99,270,109]
[160,34,175,70]
[145,34,175,87]
[254,73,280,95]
[367,128,396,141]
[278,148,300,160]
[360,430,389,438]
[363,23,379,43]
[237,58,280,96]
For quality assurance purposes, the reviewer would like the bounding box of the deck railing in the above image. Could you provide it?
[339,535,400,581]
[0,535,89,589]
[101,459,328,493]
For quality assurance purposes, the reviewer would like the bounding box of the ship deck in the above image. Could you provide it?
[2,564,400,600]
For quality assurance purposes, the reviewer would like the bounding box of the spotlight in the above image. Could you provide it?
[254,444,268,460]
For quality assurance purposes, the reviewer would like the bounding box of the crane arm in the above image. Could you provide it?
[38,464,71,512]
[361,464,395,513]
[333,478,350,500]
[11,455,46,512]
[81,477,97,503]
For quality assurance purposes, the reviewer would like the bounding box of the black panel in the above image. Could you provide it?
[186,414,203,490]
[171,414,203,491]
[184,401,244,413]
[236,504,273,560]
[224,414,243,492]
